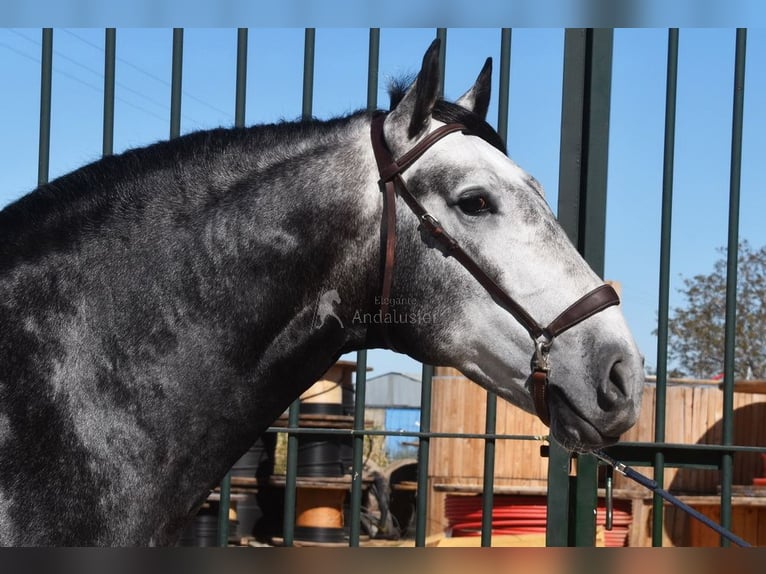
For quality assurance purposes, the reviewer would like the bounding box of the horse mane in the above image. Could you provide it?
[387,77,507,156]
[0,114,363,261]
[0,91,505,265]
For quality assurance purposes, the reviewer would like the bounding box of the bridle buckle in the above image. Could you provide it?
[533,337,552,373]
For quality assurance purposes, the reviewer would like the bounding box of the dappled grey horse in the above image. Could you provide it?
[0,40,644,545]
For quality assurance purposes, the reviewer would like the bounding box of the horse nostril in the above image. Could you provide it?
[610,361,627,394]
[598,360,629,411]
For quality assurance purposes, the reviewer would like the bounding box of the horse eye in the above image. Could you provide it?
[457,195,491,215]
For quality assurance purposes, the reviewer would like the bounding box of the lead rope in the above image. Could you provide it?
[593,449,752,547]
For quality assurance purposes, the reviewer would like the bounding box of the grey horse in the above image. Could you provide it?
[0,40,643,545]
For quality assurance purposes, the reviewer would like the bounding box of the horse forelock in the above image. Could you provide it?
[387,77,506,156]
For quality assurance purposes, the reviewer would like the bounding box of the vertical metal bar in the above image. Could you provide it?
[169,28,183,139]
[436,28,447,98]
[480,32,508,539]
[217,473,231,546]
[235,28,248,128]
[413,27,446,548]
[349,30,380,547]
[496,29,512,144]
[652,27,679,547]
[545,443,571,545]
[574,27,614,548]
[38,28,53,186]
[579,28,613,276]
[720,27,747,547]
[573,454,598,546]
[349,351,368,546]
[556,29,587,244]
[414,363,434,547]
[284,28,317,547]
[552,28,614,547]
[102,29,116,156]
[604,466,614,530]
[302,29,315,120]
[546,28,587,547]
[215,27,250,549]
[367,29,380,111]
[480,392,497,547]
[282,400,300,546]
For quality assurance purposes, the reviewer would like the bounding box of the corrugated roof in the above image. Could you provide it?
[363,372,422,408]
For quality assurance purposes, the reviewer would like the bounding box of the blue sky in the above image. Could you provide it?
[1,28,764,378]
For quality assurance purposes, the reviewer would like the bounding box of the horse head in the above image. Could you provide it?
[368,40,643,451]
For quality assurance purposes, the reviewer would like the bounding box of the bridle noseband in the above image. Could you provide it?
[369,112,620,427]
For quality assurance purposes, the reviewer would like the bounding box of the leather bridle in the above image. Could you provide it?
[369,112,621,427]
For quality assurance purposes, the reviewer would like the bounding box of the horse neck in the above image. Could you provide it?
[198,114,381,347]
[0,113,390,544]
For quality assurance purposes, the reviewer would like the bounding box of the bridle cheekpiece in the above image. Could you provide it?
[369,112,620,427]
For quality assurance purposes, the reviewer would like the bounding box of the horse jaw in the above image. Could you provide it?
[441,292,644,452]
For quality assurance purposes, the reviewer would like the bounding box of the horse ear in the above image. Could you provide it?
[385,39,442,144]
[455,57,492,120]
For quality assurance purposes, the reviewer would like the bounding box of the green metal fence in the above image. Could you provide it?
[28,27,754,547]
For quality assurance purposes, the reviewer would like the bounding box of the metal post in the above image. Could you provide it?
[349,30,380,547]
[215,27,251,548]
[235,28,248,128]
[550,28,614,547]
[545,443,572,545]
[302,29,315,120]
[480,392,497,547]
[496,29,512,144]
[436,28,447,97]
[102,29,116,156]
[169,29,183,139]
[217,473,231,546]
[282,400,300,546]
[478,30,512,546]
[38,28,53,186]
[367,29,380,111]
[349,351,368,546]
[652,27,679,547]
[415,363,434,546]
[283,27,318,547]
[720,28,747,547]
[412,27,446,547]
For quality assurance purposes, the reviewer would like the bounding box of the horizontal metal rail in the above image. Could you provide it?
[265,426,547,442]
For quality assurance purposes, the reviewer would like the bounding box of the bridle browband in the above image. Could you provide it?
[369,112,620,427]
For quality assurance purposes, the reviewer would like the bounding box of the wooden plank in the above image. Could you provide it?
[733,380,766,394]
[428,371,766,545]
[759,507,766,546]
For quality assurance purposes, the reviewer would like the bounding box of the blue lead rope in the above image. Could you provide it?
[593,450,752,548]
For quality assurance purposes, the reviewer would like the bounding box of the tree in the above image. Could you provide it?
[666,241,766,380]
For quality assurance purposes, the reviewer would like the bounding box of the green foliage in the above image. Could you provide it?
[667,241,766,379]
